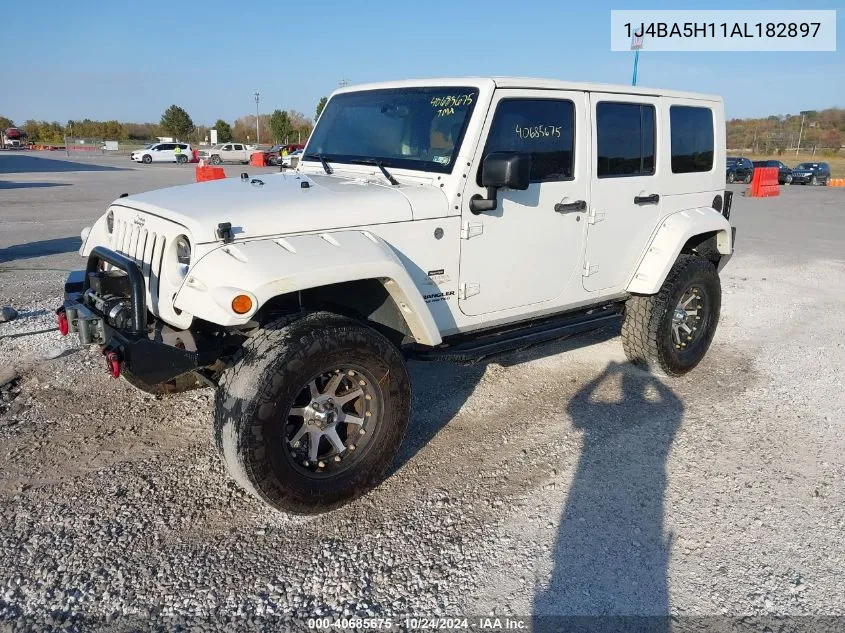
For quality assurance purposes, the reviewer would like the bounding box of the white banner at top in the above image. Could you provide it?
[611,10,836,51]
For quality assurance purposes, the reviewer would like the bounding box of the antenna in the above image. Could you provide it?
[338,78,350,88]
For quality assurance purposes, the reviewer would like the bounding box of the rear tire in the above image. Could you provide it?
[621,255,721,376]
[213,312,411,514]
[177,155,187,164]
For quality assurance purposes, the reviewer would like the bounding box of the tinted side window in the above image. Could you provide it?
[481,98,575,183]
[670,106,714,174]
[159,144,175,151]
[596,102,655,177]
[234,144,243,150]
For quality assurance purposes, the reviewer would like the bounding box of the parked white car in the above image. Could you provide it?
[130,142,192,164]
[62,77,734,515]
[197,143,253,165]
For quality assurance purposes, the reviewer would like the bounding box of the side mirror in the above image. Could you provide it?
[470,152,532,214]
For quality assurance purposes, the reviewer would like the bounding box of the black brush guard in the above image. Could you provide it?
[61,246,236,385]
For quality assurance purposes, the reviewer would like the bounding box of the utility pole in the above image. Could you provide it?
[796,114,805,156]
[254,91,260,145]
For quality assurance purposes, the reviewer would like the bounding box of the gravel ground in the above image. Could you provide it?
[1,153,844,630]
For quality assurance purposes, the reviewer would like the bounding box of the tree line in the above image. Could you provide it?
[727,107,844,154]
[1,95,329,146]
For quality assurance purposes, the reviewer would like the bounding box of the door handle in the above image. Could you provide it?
[634,194,660,205]
[554,200,587,213]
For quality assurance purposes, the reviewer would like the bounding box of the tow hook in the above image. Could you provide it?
[56,307,69,336]
[103,348,122,379]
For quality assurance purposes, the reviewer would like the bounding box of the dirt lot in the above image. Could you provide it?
[1,152,844,629]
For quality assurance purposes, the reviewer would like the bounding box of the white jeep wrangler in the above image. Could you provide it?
[59,78,735,514]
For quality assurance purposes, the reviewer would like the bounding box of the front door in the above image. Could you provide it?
[458,90,589,317]
[582,93,662,293]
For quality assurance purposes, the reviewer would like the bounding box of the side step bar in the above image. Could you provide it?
[410,303,625,362]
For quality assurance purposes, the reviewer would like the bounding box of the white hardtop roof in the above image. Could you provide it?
[335,77,721,103]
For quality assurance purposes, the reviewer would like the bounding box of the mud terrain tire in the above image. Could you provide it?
[213,312,411,514]
[622,255,721,376]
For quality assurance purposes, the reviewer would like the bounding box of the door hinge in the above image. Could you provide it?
[588,208,605,225]
[460,221,483,240]
[583,262,599,277]
[459,282,480,299]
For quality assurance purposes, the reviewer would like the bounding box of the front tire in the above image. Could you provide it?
[210,155,221,165]
[142,154,152,164]
[811,175,818,185]
[727,172,735,184]
[214,312,411,514]
[621,255,721,376]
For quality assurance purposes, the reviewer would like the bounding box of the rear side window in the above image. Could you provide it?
[481,98,575,183]
[596,102,655,177]
[670,106,714,173]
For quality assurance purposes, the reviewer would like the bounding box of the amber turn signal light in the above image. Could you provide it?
[231,294,253,315]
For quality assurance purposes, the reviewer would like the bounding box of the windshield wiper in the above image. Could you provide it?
[304,153,333,175]
[348,159,399,186]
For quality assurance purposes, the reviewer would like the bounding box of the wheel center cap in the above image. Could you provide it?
[673,308,687,322]
[307,400,336,430]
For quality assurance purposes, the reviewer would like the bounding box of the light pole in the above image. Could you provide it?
[795,114,805,156]
[254,91,260,145]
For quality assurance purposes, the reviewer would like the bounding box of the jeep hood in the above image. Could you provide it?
[114,172,445,243]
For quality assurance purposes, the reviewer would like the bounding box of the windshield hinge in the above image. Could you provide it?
[460,221,483,240]
[459,282,480,300]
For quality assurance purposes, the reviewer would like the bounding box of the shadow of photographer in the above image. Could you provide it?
[533,360,684,628]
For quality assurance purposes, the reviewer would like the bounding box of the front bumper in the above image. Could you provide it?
[791,174,814,183]
[59,247,238,385]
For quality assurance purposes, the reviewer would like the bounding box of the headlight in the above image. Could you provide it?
[175,236,191,278]
[106,210,114,234]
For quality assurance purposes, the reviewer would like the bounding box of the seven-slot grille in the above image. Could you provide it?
[112,218,166,303]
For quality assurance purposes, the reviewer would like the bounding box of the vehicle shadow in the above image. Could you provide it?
[0,236,82,264]
[0,154,126,173]
[532,360,683,631]
[0,181,71,189]
[395,326,622,470]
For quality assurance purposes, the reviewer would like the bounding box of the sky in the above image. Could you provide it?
[0,0,842,125]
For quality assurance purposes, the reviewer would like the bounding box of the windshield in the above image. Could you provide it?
[304,86,479,173]
[726,158,738,165]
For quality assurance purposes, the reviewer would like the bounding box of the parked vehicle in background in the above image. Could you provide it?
[752,159,793,184]
[258,144,285,166]
[130,142,193,164]
[197,143,253,165]
[280,148,303,168]
[726,156,754,183]
[791,162,831,186]
[62,77,735,515]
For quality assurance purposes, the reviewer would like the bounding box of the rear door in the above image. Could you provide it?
[582,93,661,293]
[232,143,245,161]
